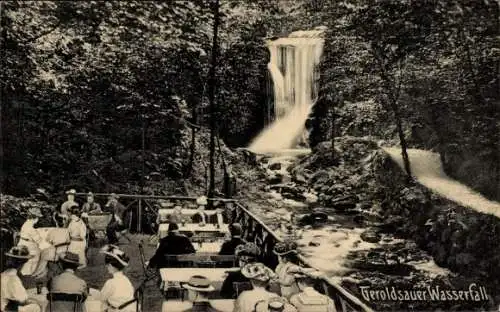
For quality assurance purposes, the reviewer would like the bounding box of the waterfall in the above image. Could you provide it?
[248,29,325,154]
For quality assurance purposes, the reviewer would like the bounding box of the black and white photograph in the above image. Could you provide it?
[1,1,499,311]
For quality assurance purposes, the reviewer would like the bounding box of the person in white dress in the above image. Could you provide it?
[17,208,55,278]
[99,245,136,312]
[1,246,42,312]
[233,262,279,312]
[67,205,87,269]
[55,189,78,227]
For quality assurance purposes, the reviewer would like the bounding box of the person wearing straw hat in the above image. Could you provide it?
[289,269,336,312]
[273,241,302,299]
[233,263,279,312]
[191,196,211,225]
[181,275,222,312]
[66,205,87,269]
[47,252,88,312]
[220,242,261,299]
[57,189,79,227]
[99,245,136,312]
[17,207,55,277]
[1,246,42,312]
[148,223,195,269]
[254,296,298,312]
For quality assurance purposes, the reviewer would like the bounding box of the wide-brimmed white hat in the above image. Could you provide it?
[182,275,215,292]
[196,196,208,206]
[241,262,276,282]
[66,189,77,195]
[100,244,129,267]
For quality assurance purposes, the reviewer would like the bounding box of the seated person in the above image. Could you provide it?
[100,245,136,312]
[47,252,88,312]
[147,223,196,269]
[55,189,78,228]
[17,208,56,278]
[169,205,187,224]
[220,243,260,299]
[255,296,298,312]
[191,196,214,224]
[182,275,222,312]
[1,246,42,312]
[273,241,302,299]
[233,263,279,312]
[289,269,336,312]
[218,223,246,255]
[82,192,102,214]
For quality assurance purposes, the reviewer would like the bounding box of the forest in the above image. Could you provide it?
[1,0,499,201]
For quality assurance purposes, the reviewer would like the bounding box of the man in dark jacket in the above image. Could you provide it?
[218,223,246,255]
[105,193,132,244]
[220,242,260,299]
[148,223,196,269]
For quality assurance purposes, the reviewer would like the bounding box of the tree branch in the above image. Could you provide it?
[22,23,61,45]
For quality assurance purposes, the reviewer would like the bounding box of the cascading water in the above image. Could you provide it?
[248,28,325,154]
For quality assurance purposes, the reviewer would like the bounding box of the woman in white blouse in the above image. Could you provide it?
[99,245,136,312]
[1,246,42,312]
[67,205,87,269]
[17,208,55,278]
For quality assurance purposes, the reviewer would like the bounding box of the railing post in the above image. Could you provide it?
[138,199,142,233]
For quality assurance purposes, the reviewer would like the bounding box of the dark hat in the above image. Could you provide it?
[59,252,80,265]
[100,244,129,267]
[68,204,81,214]
[229,223,242,237]
[273,241,298,256]
[168,223,179,232]
[235,242,261,258]
[182,275,215,292]
[5,246,33,259]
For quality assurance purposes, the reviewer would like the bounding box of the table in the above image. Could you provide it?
[192,242,223,253]
[158,223,229,239]
[28,287,101,312]
[160,268,239,291]
[162,299,235,312]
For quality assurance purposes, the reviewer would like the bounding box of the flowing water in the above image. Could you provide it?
[384,147,500,218]
[248,30,325,154]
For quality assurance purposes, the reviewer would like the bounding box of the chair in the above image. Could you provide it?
[116,285,144,312]
[47,293,85,312]
[233,282,252,297]
[3,300,20,312]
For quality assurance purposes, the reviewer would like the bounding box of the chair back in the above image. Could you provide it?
[47,292,85,312]
[3,300,20,312]
[233,282,252,297]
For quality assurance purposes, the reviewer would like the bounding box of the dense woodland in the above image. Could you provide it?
[1,1,499,201]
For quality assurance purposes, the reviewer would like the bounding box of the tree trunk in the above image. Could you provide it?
[390,99,412,180]
[207,0,220,205]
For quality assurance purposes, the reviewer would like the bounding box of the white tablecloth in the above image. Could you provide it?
[158,223,229,239]
[162,299,235,312]
[160,268,238,291]
[28,287,101,312]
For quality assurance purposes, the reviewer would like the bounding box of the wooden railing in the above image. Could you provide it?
[74,193,372,311]
[232,202,374,312]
